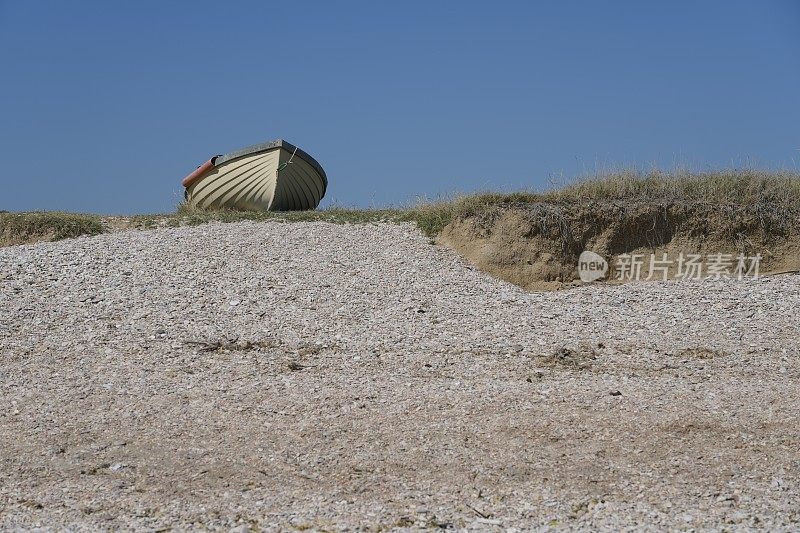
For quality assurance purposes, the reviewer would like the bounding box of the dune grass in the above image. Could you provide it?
[173,169,800,237]
[408,169,800,235]
[3,170,798,246]
[541,169,800,206]
[0,212,104,246]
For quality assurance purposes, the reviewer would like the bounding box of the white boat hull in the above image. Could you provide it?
[182,140,327,211]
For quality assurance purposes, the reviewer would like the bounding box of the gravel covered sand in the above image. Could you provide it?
[1,221,798,531]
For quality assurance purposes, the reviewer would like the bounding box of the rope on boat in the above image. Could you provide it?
[276,146,299,174]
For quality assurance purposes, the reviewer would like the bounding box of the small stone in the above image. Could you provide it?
[609,390,623,396]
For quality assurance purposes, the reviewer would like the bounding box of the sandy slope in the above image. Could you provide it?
[1,221,798,531]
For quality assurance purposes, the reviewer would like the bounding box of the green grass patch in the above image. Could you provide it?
[174,199,463,237]
[175,201,418,225]
[0,212,104,246]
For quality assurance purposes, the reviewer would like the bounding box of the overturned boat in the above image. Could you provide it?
[181,140,327,211]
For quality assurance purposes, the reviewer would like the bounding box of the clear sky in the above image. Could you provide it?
[1,1,798,214]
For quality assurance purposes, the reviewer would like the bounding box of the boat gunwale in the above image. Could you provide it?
[213,139,328,189]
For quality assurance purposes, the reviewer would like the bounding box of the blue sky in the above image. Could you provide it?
[1,1,798,214]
